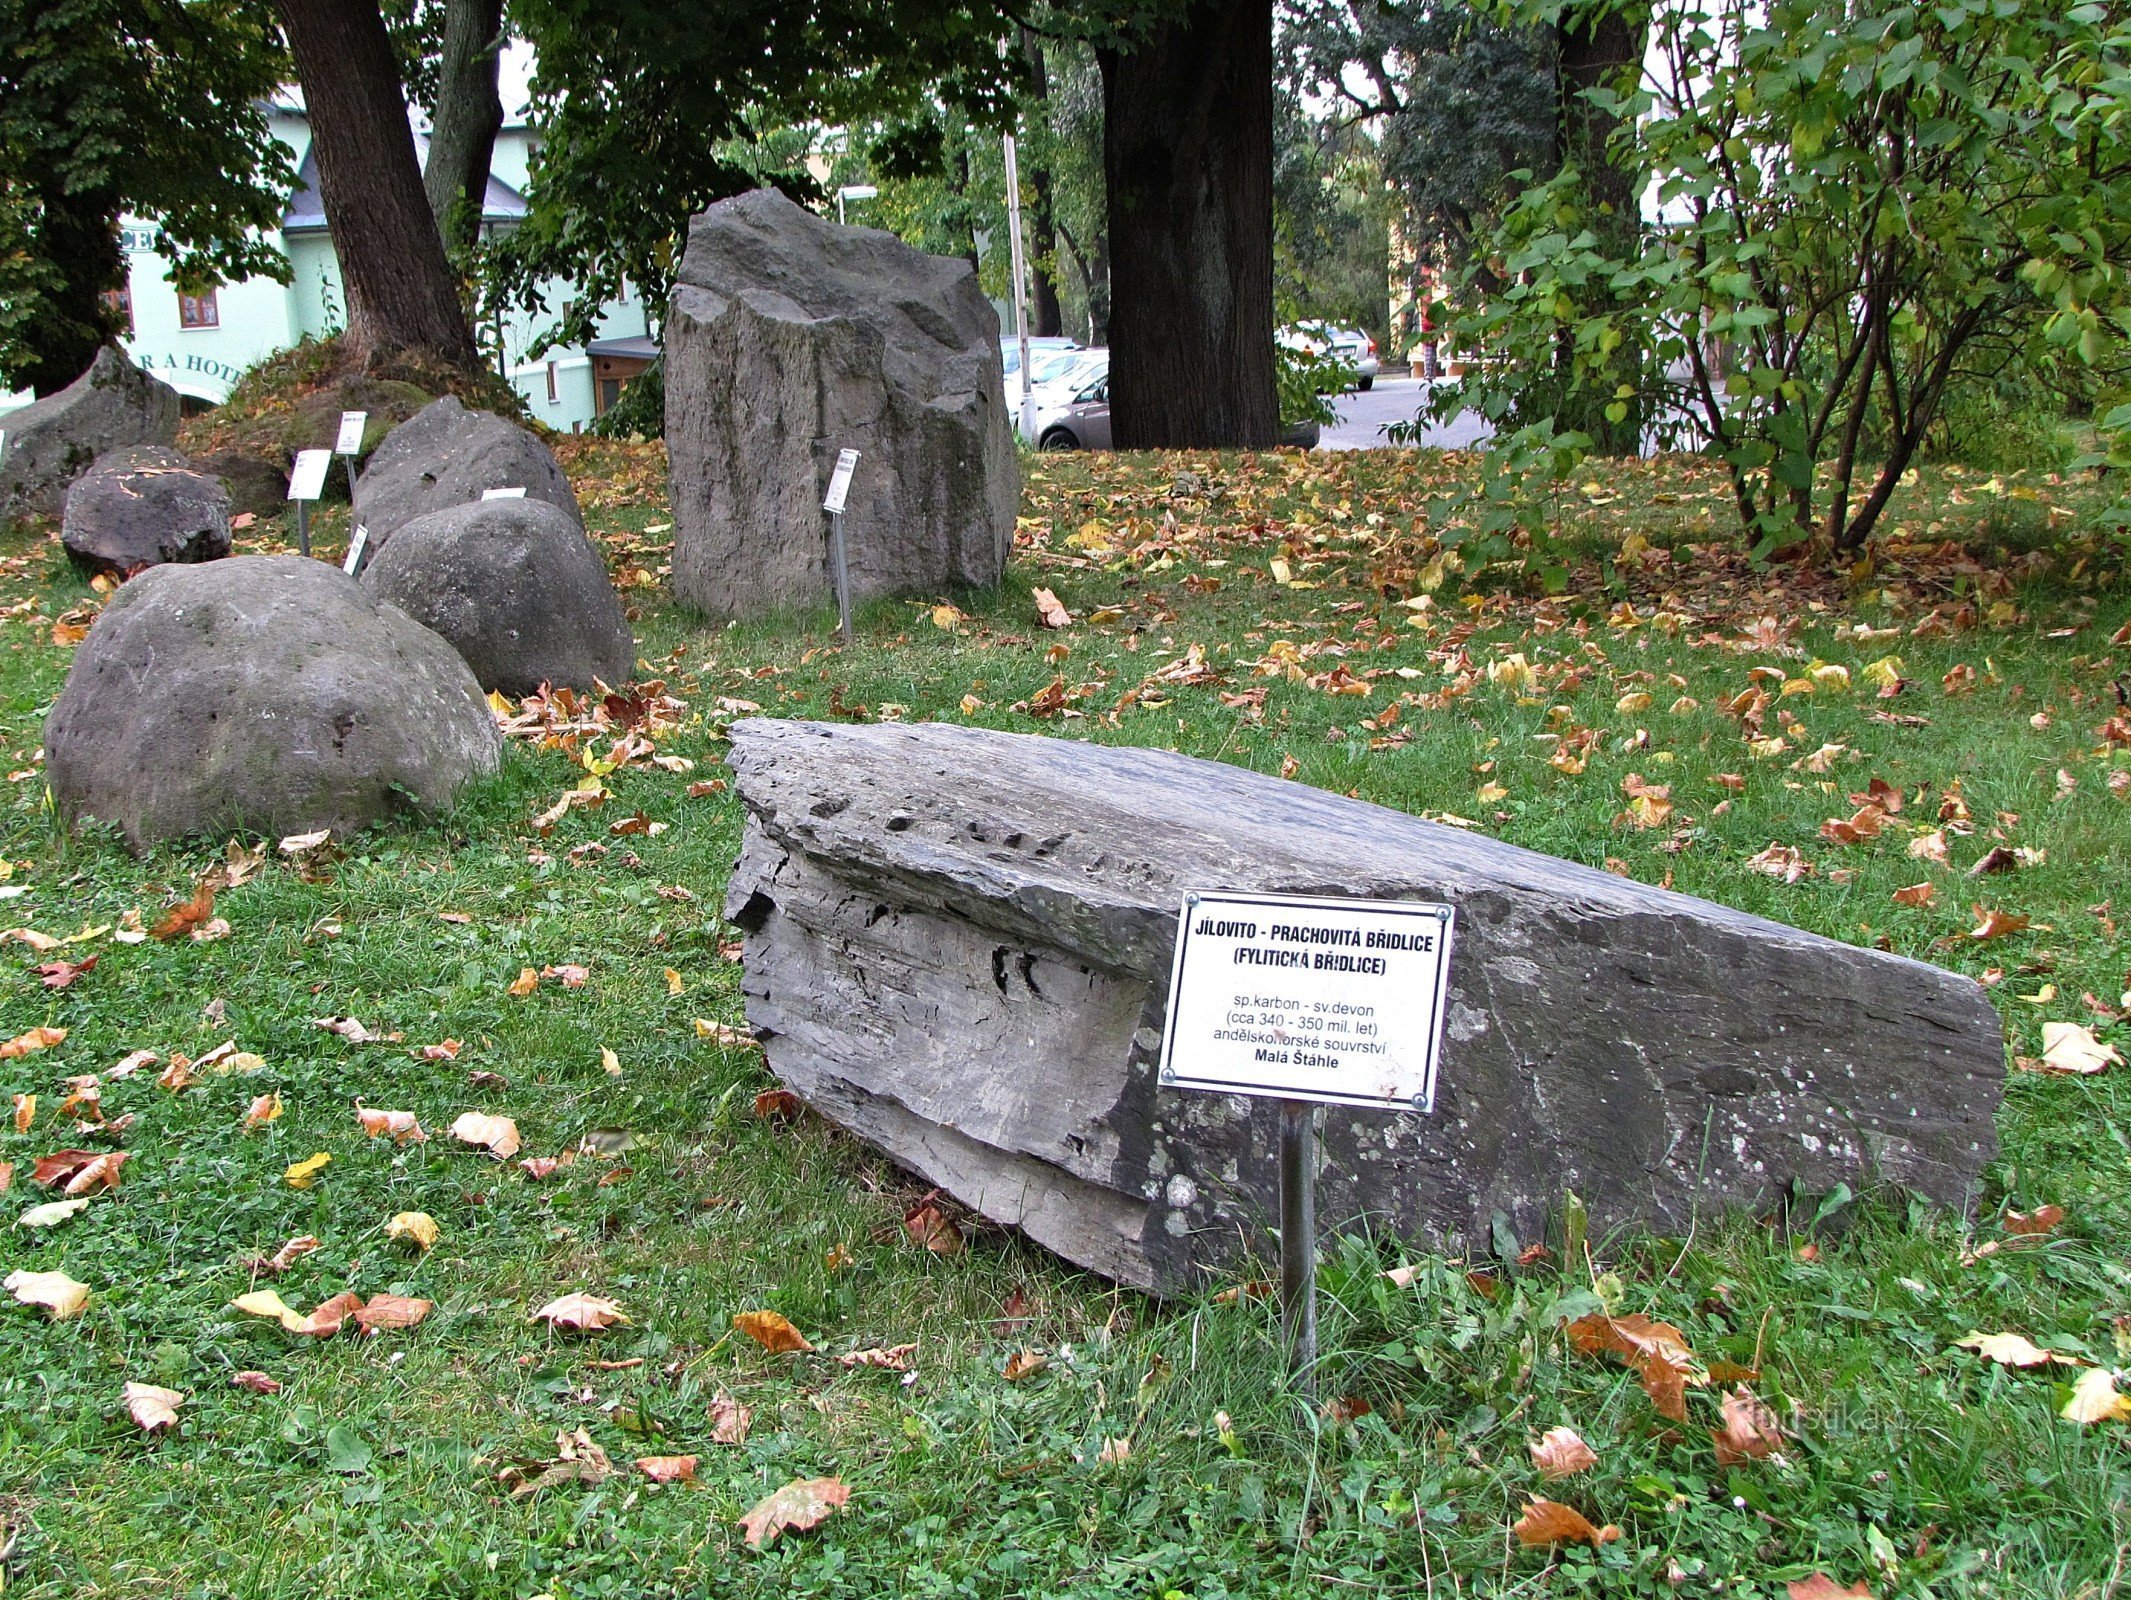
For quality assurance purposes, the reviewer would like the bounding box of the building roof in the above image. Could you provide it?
[586,335,659,360]
[280,135,528,234]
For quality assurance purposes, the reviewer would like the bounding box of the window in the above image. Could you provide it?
[101,285,133,337]
[178,290,219,330]
[544,361,558,403]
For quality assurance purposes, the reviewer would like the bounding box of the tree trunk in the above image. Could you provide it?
[423,0,505,255]
[1553,1,1649,456]
[276,0,479,370]
[1020,29,1064,340]
[1097,0,1278,448]
[21,182,124,395]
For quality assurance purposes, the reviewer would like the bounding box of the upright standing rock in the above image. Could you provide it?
[664,188,1017,621]
[0,348,180,526]
[724,718,2006,1294]
[352,396,580,547]
[61,447,231,578]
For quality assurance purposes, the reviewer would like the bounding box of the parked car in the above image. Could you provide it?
[1276,322,1381,390]
[999,335,1082,384]
[1032,353,1111,450]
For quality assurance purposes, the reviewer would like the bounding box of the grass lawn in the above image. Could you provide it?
[1,440,2127,1599]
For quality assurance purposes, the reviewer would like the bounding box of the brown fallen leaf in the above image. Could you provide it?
[1891,882,1936,908]
[0,1024,66,1059]
[156,1058,199,1093]
[1032,587,1073,629]
[1512,1498,1620,1548]
[1002,1349,1048,1382]
[351,1293,434,1331]
[531,1292,628,1333]
[2003,1204,2066,1236]
[0,1161,12,1193]
[265,1235,323,1274]
[1744,842,1811,884]
[903,1197,963,1256]
[11,1091,32,1133]
[150,880,216,941]
[1710,1385,1785,1464]
[636,1454,698,1483]
[507,966,539,997]
[501,1427,615,1497]
[107,1048,156,1079]
[241,1091,282,1130]
[36,955,96,989]
[61,1151,127,1195]
[753,1088,803,1121]
[230,1370,282,1395]
[733,1308,813,1353]
[232,1289,365,1337]
[738,1476,851,1548]
[1968,905,2030,941]
[542,963,590,987]
[449,1110,522,1159]
[123,1381,184,1433]
[413,1039,462,1062]
[31,1148,103,1188]
[837,1342,917,1371]
[710,1389,753,1445]
[1789,1576,1874,1600]
[1530,1425,1599,1479]
[1566,1312,1704,1420]
[356,1107,427,1144]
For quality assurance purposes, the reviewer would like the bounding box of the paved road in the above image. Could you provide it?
[1320,374,1493,452]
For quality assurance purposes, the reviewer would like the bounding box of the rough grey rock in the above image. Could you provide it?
[61,446,231,578]
[46,555,501,850]
[725,718,2005,1294]
[665,188,1016,621]
[360,497,634,694]
[0,347,180,525]
[188,448,291,520]
[352,396,579,547]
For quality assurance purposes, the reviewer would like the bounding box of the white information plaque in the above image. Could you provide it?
[1158,890,1454,1112]
[822,448,860,514]
[341,525,370,575]
[287,448,332,501]
[481,485,527,500]
[333,410,368,455]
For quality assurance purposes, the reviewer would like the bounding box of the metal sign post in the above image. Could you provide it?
[286,448,331,557]
[1158,889,1456,1392]
[822,448,860,644]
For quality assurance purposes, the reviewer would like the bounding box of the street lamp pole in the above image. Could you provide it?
[1001,132,1035,442]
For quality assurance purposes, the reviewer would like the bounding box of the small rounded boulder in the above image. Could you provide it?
[61,445,231,578]
[46,555,502,850]
[358,497,635,695]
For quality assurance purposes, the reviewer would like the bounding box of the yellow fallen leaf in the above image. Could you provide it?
[0,1024,66,1059]
[600,1047,622,1076]
[385,1211,438,1250]
[284,1152,331,1188]
[508,966,539,997]
[6,1266,90,1319]
[242,1091,282,1130]
[733,1309,813,1353]
[663,968,684,996]
[2062,1366,2131,1424]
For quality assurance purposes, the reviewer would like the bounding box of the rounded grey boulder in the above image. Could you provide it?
[352,396,581,548]
[359,498,634,694]
[61,446,231,578]
[46,555,502,850]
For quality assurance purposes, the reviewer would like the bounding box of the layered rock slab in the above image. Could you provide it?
[664,188,1016,620]
[0,347,180,525]
[47,556,501,849]
[353,396,579,547]
[724,718,2005,1294]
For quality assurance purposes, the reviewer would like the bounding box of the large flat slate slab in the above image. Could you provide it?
[724,718,2005,1294]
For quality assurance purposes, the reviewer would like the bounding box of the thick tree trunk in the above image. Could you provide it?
[22,183,124,395]
[423,0,505,254]
[276,0,479,370]
[1020,29,1064,340]
[1097,0,1277,448]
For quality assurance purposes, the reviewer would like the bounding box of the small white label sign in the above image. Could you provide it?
[341,525,370,575]
[333,410,368,455]
[481,485,527,500]
[822,448,860,514]
[1158,890,1454,1112]
[287,448,332,501]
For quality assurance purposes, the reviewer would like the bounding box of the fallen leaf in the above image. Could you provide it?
[507,966,539,996]
[0,1161,13,1193]
[124,1381,183,1432]
[267,1235,322,1273]
[60,1152,125,1194]
[16,1196,90,1228]
[150,880,216,941]
[1003,1349,1048,1382]
[1566,1312,1703,1419]
[693,1019,758,1049]
[636,1454,698,1483]
[385,1211,438,1250]
[35,956,96,989]
[837,1342,917,1370]
[106,1048,156,1079]
[2061,1366,2131,1424]
[531,1292,628,1332]
[156,1059,198,1092]
[232,1288,365,1337]
[737,1476,850,1548]
[710,1389,753,1444]
[1710,1385,1785,1464]
[449,1111,522,1159]
[542,963,590,987]
[283,1152,331,1188]
[500,1427,614,1497]
[2003,1204,2066,1236]
[1891,882,1936,908]
[242,1091,283,1130]
[279,828,331,856]
[1969,905,2030,942]
[1744,842,1811,884]
[1097,1435,1131,1464]
[412,1039,461,1062]
[753,1088,803,1121]
[1789,1577,1875,1600]
[903,1198,963,1256]
[1530,1425,1598,1479]
[356,1107,427,1144]
[0,1024,66,1059]
[1970,845,2019,877]
[2040,1022,2122,1075]
[351,1293,433,1331]
[1955,1330,2077,1368]
[1512,1498,1621,1548]
[733,1308,813,1353]
[11,1092,32,1133]
[230,1370,282,1395]
[30,1148,102,1187]
[6,1266,89,1319]
[1032,587,1073,629]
